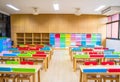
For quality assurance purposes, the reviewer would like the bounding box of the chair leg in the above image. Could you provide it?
[103,79,106,82]
[6,79,8,82]
[29,78,31,82]
[17,79,20,82]
[95,80,97,82]
[111,80,113,82]
[13,79,16,82]
[116,79,119,82]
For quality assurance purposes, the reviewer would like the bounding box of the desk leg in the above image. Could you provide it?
[47,57,48,69]
[70,51,72,61]
[83,73,87,82]
[33,73,36,82]
[44,58,47,71]
[80,70,82,82]
[73,58,77,72]
[38,69,40,82]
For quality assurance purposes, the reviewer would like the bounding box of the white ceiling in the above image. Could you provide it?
[0,0,120,15]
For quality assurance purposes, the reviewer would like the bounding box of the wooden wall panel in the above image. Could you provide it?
[11,14,107,46]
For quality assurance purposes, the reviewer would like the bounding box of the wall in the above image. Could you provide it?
[11,14,106,46]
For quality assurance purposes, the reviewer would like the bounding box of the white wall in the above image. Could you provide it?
[106,39,120,51]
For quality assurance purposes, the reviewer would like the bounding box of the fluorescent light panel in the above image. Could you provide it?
[95,5,105,11]
[6,4,20,11]
[53,3,59,11]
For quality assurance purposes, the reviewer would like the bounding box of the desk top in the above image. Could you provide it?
[79,65,120,74]
[0,64,42,73]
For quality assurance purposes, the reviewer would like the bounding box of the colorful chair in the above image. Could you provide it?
[17,61,34,82]
[84,61,102,82]
[0,61,19,82]
[101,61,119,82]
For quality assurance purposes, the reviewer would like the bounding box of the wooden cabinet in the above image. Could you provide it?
[33,33,41,44]
[16,33,25,45]
[41,33,49,44]
[16,33,49,45]
[25,33,32,44]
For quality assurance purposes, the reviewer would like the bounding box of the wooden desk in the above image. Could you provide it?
[69,46,79,57]
[73,57,104,72]
[0,56,48,71]
[79,65,120,82]
[0,64,41,82]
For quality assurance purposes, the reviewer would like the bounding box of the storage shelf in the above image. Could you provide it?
[16,33,50,45]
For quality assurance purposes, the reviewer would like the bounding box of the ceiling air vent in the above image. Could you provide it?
[101,6,120,15]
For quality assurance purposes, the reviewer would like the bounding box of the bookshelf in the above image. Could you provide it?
[16,33,25,45]
[33,33,41,44]
[41,33,49,44]
[16,33,49,45]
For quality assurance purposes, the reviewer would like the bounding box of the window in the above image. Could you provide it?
[106,14,120,39]
[106,24,111,38]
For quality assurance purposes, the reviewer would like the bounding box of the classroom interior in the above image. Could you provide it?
[0,0,120,82]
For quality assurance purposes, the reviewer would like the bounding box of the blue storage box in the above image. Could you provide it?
[72,48,80,51]
[3,53,18,56]
[40,47,51,51]
[0,67,12,72]
[83,68,107,73]
[104,51,113,54]
[7,48,18,51]
[105,54,119,58]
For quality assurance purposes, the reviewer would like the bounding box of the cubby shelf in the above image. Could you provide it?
[16,33,49,45]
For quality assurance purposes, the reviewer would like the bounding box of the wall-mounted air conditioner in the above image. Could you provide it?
[101,6,120,15]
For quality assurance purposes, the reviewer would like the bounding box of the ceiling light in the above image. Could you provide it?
[95,5,105,11]
[33,7,39,15]
[6,4,20,11]
[53,3,59,11]
[74,8,82,16]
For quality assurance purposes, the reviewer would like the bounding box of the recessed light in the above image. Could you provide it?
[6,4,20,11]
[53,3,59,11]
[95,5,105,11]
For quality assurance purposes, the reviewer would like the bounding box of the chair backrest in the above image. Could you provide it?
[84,61,98,65]
[20,61,34,65]
[6,61,19,64]
[101,61,115,65]
[36,51,45,54]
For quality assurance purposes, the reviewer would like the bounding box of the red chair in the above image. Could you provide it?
[20,61,34,65]
[84,61,102,82]
[101,61,115,65]
[29,47,39,50]
[90,54,104,58]
[82,49,93,53]
[102,48,108,50]
[84,61,98,65]
[89,52,98,54]
[32,54,46,57]
[101,61,119,82]
[36,51,45,54]
[18,61,34,82]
